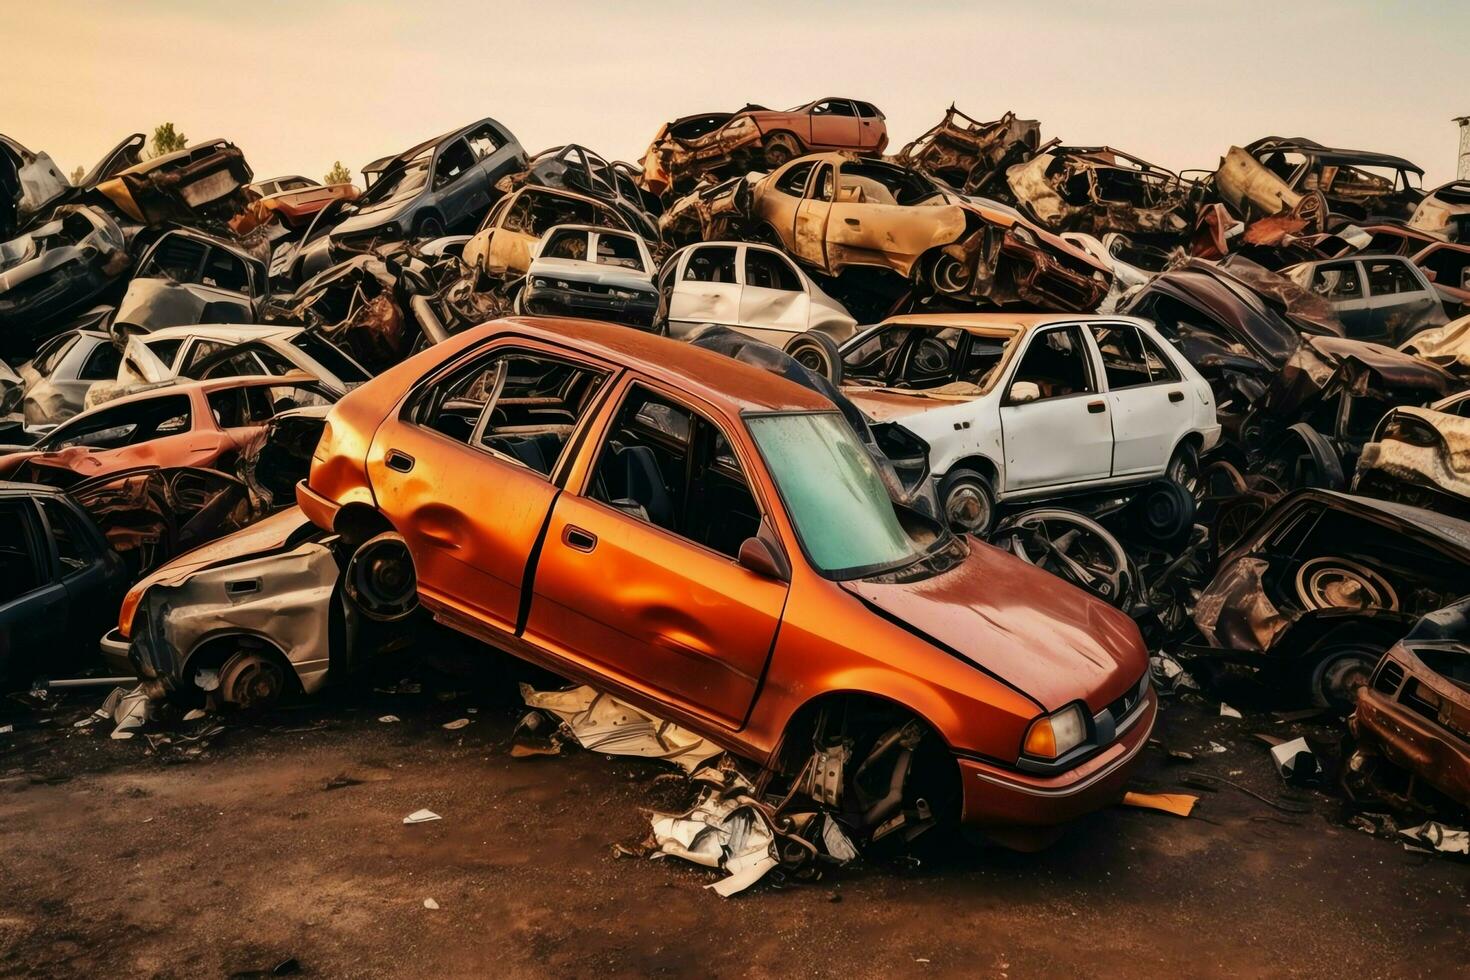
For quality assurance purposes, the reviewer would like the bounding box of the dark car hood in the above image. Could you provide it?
[841,540,1146,712]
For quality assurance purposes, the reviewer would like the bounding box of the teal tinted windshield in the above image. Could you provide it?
[748,412,923,576]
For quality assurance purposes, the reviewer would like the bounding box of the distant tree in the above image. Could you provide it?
[149,122,188,158]
[69,165,85,185]
[324,160,352,185]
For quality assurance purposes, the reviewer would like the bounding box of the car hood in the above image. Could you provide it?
[528,257,654,291]
[841,540,1146,712]
[328,202,409,237]
[842,387,979,421]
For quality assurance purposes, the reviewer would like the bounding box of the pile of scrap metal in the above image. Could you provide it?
[893,105,1039,196]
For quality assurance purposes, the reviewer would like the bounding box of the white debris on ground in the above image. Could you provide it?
[649,767,781,897]
[518,683,724,772]
[74,685,153,740]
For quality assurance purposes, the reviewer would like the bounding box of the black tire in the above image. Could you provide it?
[939,468,997,537]
[763,133,800,168]
[344,531,419,622]
[413,214,446,240]
[1306,641,1385,713]
[1166,442,1202,502]
[783,332,843,383]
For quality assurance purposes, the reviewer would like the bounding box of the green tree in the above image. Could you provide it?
[69,165,85,186]
[149,122,188,158]
[324,160,352,185]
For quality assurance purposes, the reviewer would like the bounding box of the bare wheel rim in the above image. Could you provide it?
[945,483,991,534]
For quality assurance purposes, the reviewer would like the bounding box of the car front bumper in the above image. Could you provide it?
[958,686,1157,838]
[522,285,658,328]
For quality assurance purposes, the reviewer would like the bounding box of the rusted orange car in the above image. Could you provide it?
[298,317,1154,846]
[0,374,335,484]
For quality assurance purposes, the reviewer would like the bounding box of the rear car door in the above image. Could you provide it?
[667,244,741,331]
[367,341,612,634]
[1307,260,1371,338]
[429,138,481,229]
[997,324,1113,491]
[1364,257,1441,344]
[0,497,67,681]
[808,100,861,148]
[35,495,121,657]
[525,379,785,728]
[737,246,809,342]
[1089,323,1189,478]
[792,163,833,267]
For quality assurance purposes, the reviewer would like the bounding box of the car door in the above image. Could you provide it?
[808,100,861,148]
[34,495,121,656]
[997,324,1113,491]
[667,244,741,333]
[429,137,480,228]
[0,497,68,680]
[1364,257,1441,344]
[1308,260,1371,337]
[854,102,885,150]
[524,378,785,728]
[792,163,834,267]
[736,246,809,343]
[1088,323,1190,478]
[366,341,612,634]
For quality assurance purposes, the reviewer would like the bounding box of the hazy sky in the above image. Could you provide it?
[9,0,1469,187]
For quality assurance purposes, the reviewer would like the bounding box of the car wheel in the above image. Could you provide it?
[783,332,843,383]
[928,252,973,295]
[992,508,1134,609]
[1307,643,1384,713]
[414,215,446,240]
[218,649,289,708]
[763,133,800,168]
[345,531,419,622]
[939,468,996,537]
[1166,442,1202,501]
[848,715,961,851]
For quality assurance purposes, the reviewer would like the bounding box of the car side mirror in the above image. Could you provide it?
[1007,381,1041,404]
[738,536,789,582]
[1424,268,1438,283]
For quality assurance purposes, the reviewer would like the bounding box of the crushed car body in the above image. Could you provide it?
[1005,146,1197,238]
[894,105,1040,197]
[0,205,129,349]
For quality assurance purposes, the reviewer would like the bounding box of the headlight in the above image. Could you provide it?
[532,278,550,289]
[554,280,571,290]
[612,289,641,300]
[118,586,146,640]
[1022,703,1088,760]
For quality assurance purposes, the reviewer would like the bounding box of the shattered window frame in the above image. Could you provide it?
[1005,324,1098,403]
[39,393,194,451]
[0,498,45,602]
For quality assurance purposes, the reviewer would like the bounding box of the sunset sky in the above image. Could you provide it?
[10,0,1468,187]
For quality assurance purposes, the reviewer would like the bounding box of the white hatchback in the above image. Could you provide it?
[840,313,1220,534]
[656,241,857,380]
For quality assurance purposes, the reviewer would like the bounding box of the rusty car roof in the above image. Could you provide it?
[469,317,835,415]
[879,312,1134,333]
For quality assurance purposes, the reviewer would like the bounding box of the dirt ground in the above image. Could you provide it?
[2,649,1466,980]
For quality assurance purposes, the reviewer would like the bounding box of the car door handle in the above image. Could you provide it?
[844,218,860,226]
[386,449,415,473]
[1087,400,1107,414]
[563,525,597,553]
[1168,390,1185,403]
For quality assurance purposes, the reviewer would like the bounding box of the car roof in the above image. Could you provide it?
[74,372,317,413]
[471,317,834,415]
[543,223,641,239]
[1246,137,1422,175]
[878,312,1142,334]
[138,323,297,343]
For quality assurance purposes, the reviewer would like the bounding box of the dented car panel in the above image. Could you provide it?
[464,184,635,281]
[895,106,1040,196]
[93,139,253,226]
[0,206,129,349]
[1408,180,1470,243]
[1216,137,1424,224]
[114,229,267,333]
[1354,406,1470,514]
[1351,597,1470,810]
[1006,147,1196,238]
[0,135,70,237]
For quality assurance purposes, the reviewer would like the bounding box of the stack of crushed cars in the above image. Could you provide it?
[6,99,1470,858]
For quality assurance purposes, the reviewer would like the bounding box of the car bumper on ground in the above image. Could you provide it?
[522,285,658,328]
[99,627,133,676]
[958,686,1157,839]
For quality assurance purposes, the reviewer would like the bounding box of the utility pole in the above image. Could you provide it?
[1458,116,1470,180]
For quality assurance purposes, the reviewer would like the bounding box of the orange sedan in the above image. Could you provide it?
[299,317,1154,846]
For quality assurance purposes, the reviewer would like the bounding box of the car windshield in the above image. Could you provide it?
[748,412,926,577]
[354,155,430,212]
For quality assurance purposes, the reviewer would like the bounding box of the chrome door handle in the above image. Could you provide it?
[386,449,415,473]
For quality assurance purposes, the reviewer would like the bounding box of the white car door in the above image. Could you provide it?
[667,244,741,332]
[997,324,1113,491]
[736,245,809,344]
[1089,323,1192,478]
